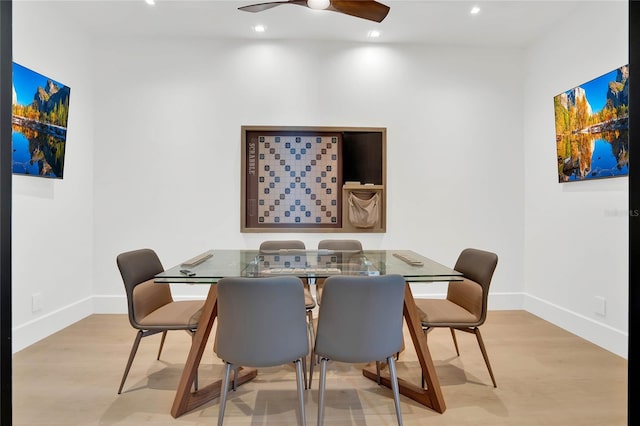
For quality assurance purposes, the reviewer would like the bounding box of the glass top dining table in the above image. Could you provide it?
[158,248,461,419]
[155,249,462,283]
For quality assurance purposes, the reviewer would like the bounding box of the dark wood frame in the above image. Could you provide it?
[240,125,387,233]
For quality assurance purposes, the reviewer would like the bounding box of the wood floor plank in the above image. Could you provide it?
[12,311,627,425]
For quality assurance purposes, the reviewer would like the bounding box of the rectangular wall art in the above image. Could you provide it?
[241,126,386,233]
[12,62,71,179]
[554,65,629,183]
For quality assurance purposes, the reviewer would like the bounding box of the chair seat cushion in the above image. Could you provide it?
[138,300,203,329]
[415,298,479,326]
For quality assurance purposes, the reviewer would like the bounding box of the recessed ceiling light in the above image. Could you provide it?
[253,24,266,33]
[367,30,381,38]
[307,0,330,10]
[145,0,155,5]
[470,6,481,14]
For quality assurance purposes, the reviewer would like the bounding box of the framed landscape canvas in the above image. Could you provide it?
[554,65,628,182]
[12,62,71,178]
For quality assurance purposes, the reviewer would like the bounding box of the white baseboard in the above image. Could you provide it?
[12,296,94,353]
[13,292,627,360]
[523,294,628,359]
[411,286,627,359]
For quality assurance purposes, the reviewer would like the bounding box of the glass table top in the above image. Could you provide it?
[155,249,462,283]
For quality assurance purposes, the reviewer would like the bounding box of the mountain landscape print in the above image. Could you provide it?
[554,65,629,182]
[12,62,71,178]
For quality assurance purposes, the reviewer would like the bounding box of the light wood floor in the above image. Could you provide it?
[13,310,626,425]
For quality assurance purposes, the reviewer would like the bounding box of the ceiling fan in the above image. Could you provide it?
[238,0,391,23]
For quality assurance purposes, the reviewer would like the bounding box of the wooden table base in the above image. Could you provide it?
[171,282,446,417]
[361,283,446,413]
[171,285,258,418]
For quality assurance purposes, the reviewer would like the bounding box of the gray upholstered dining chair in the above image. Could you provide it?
[259,240,315,311]
[214,276,309,426]
[315,239,363,304]
[414,248,499,387]
[309,274,406,426]
[259,239,315,386]
[116,248,204,394]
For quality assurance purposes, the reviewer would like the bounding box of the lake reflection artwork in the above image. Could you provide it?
[554,65,629,183]
[12,62,71,179]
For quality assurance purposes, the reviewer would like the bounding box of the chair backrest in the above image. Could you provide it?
[317,239,362,252]
[447,248,498,326]
[314,274,406,363]
[116,248,173,329]
[259,240,306,252]
[259,240,308,272]
[215,276,309,367]
[317,239,363,270]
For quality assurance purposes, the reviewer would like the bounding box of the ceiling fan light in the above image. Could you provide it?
[307,0,330,10]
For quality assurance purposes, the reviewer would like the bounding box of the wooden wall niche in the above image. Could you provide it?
[241,126,386,233]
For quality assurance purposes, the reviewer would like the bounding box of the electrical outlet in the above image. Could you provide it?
[594,296,606,316]
[32,293,43,312]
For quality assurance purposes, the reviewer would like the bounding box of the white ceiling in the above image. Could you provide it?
[17,0,612,47]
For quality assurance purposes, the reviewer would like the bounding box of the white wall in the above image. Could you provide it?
[523,1,628,357]
[90,38,525,313]
[11,4,95,352]
[10,1,627,359]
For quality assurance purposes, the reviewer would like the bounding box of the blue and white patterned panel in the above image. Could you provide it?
[257,135,339,225]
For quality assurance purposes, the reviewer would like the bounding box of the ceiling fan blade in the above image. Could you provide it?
[328,0,390,22]
[238,0,307,13]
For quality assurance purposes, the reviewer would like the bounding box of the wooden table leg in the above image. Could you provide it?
[171,285,257,418]
[362,282,446,413]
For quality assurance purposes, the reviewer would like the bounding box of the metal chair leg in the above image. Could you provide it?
[450,328,460,356]
[218,362,233,426]
[387,355,403,426]
[301,355,308,390]
[118,329,166,394]
[317,358,328,426]
[420,328,429,389]
[118,330,144,394]
[308,348,315,389]
[157,330,167,360]
[474,328,497,387]
[189,330,198,391]
[295,359,307,426]
[306,310,315,389]
[232,366,239,391]
[307,310,315,356]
